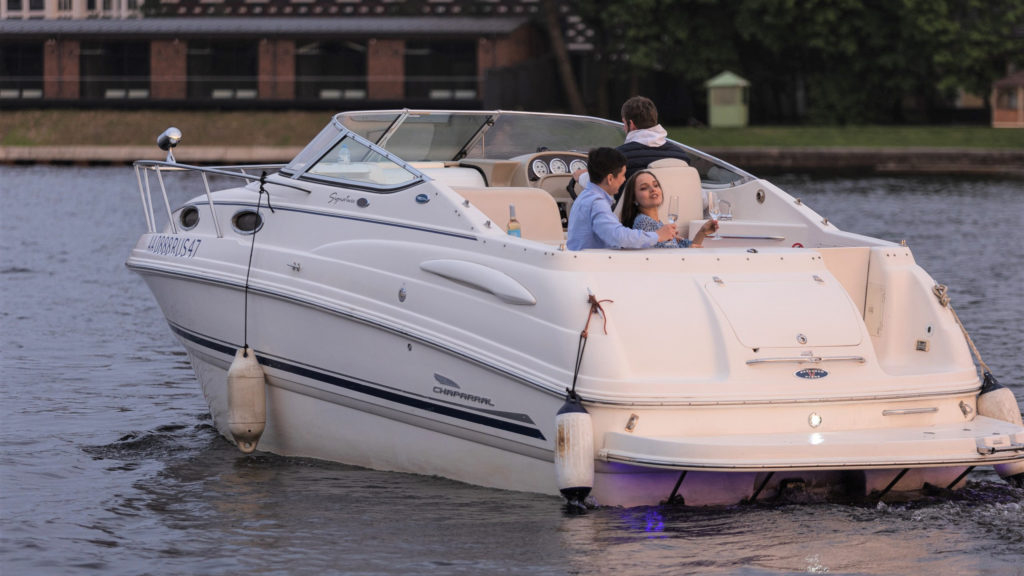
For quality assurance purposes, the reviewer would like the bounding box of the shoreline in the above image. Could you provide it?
[2,145,1022,177]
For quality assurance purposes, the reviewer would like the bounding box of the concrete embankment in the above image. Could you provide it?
[0,145,304,166]
[2,145,1022,177]
[704,147,1024,177]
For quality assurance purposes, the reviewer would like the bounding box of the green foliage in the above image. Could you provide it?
[571,0,1024,124]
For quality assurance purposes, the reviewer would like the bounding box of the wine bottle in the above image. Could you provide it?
[506,204,521,237]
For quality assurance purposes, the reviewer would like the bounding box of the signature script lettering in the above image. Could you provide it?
[328,192,356,205]
[147,235,202,258]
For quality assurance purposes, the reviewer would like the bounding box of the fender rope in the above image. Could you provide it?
[932,284,988,376]
[242,172,275,357]
[569,293,613,397]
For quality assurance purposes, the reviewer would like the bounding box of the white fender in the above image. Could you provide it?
[978,387,1023,427]
[977,372,1024,486]
[227,347,266,454]
[554,393,594,504]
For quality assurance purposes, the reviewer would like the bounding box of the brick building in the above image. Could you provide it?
[0,0,590,110]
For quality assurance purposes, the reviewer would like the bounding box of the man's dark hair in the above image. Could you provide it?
[587,147,627,185]
[621,96,659,130]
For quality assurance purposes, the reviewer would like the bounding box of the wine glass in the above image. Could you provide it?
[666,196,679,224]
[707,191,720,238]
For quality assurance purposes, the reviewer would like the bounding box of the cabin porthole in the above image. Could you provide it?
[179,205,200,230]
[232,210,263,235]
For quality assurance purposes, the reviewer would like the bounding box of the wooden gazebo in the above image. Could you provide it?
[992,71,1024,128]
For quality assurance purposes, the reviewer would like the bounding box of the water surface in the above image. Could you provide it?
[1,167,1022,575]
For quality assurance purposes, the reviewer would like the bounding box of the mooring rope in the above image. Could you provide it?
[932,283,988,376]
[569,293,613,397]
[242,171,275,357]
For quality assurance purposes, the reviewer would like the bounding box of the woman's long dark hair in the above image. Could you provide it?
[619,169,658,229]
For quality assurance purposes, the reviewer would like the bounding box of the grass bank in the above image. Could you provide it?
[667,125,1024,149]
[1,109,1021,149]
[0,110,332,147]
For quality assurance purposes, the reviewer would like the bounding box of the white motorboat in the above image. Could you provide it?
[126,110,1024,507]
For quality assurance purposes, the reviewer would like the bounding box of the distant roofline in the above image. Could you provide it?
[993,70,1024,88]
[0,16,532,39]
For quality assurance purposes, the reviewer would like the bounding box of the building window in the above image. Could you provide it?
[996,88,1018,110]
[187,41,258,100]
[0,43,44,99]
[404,40,477,101]
[7,0,24,11]
[80,42,150,100]
[29,0,43,9]
[295,41,367,100]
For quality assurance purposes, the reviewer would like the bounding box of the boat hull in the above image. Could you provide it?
[181,329,983,507]
[137,266,1021,507]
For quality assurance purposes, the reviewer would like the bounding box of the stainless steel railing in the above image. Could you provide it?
[132,161,300,238]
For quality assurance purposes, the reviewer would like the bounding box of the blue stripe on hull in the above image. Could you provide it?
[168,323,547,441]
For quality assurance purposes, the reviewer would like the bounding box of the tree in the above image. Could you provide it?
[569,0,1024,124]
[932,0,1024,100]
[573,0,744,120]
[543,0,587,115]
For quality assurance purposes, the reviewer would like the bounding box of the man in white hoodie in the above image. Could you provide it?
[571,96,691,197]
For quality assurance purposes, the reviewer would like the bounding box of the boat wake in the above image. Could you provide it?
[83,415,219,467]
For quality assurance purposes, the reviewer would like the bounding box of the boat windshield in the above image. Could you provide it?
[335,110,625,162]
[284,110,753,188]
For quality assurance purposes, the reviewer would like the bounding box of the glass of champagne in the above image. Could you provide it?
[707,191,720,238]
[666,196,680,241]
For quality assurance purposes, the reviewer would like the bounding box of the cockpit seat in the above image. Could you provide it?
[454,186,565,245]
[647,158,705,238]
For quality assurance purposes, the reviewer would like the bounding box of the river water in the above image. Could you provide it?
[1,166,1022,575]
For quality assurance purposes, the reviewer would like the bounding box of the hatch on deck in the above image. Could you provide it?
[707,275,864,349]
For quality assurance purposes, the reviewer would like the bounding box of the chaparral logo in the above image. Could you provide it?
[795,368,829,379]
[432,373,495,407]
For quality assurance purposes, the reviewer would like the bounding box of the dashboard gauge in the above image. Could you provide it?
[569,159,587,174]
[531,159,550,177]
[549,158,569,174]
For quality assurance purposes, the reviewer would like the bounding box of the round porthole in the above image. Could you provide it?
[179,205,200,230]
[232,210,263,234]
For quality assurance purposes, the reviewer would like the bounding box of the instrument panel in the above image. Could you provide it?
[528,153,587,181]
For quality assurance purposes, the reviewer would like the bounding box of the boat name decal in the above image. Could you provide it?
[147,235,202,258]
[328,192,357,206]
[795,368,829,379]
[432,385,495,407]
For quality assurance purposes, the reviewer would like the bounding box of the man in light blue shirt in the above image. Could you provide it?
[567,147,677,250]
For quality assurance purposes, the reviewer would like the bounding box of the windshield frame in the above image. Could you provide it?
[284,109,755,189]
[280,119,428,193]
